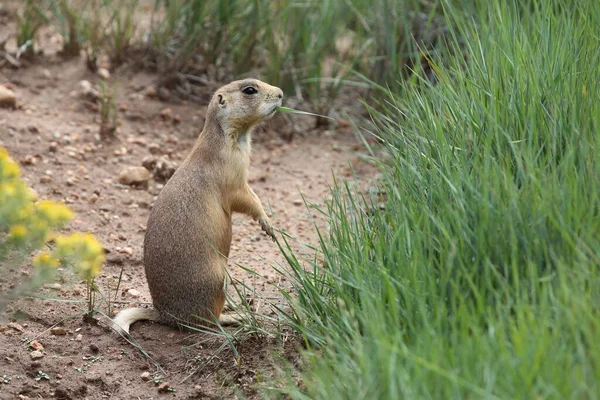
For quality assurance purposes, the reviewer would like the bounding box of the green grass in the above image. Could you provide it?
[144,0,443,105]
[16,0,445,104]
[273,0,600,398]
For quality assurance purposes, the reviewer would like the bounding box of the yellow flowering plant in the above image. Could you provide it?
[1,147,105,314]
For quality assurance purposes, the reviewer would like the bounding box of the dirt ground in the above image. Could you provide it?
[0,13,378,400]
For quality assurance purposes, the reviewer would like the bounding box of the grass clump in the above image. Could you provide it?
[15,0,49,58]
[275,0,600,398]
[143,0,446,105]
[13,0,447,105]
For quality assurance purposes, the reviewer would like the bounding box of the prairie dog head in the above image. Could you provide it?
[210,79,283,134]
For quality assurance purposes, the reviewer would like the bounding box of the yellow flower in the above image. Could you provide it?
[9,224,28,241]
[0,148,20,181]
[33,252,60,269]
[36,200,74,227]
[0,181,16,197]
[54,233,105,281]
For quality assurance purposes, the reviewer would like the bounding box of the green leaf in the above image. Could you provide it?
[275,106,335,120]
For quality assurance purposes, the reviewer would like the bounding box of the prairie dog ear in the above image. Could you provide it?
[218,94,226,108]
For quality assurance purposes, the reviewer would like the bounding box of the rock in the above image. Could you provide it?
[29,340,44,351]
[159,108,172,121]
[97,68,111,80]
[193,385,204,396]
[88,193,99,204]
[85,373,102,383]
[89,343,99,353]
[49,142,58,152]
[157,382,171,392]
[7,322,24,332]
[21,154,38,165]
[51,327,68,336]
[141,156,158,171]
[99,203,114,212]
[148,143,161,155]
[144,86,157,98]
[117,166,150,186]
[106,253,125,265]
[140,371,151,381]
[248,175,267,184]
[126,288,140,298]
[113,147,128,156]
[30,350,44,360]
[79,80,99,102]
[28,124,40,134]
[0,85,17,109]
[53,388,70,399]
[121,247,134,256]
[293,199,303,206]
[142,156,178,183]
[75,334,83,342]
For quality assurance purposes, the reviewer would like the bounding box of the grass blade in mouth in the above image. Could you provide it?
[275,106,336,120]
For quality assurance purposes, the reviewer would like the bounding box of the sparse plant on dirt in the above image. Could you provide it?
[74,355,103,373]
[104,0,138,65]
[80,2,104,71]
[11,0,447,104]
[48,0,84,57]
[15,0,49,58]
[142,0,446,104]
[98,80,119,141]
[34,370,50,382]
[0,147,105,315]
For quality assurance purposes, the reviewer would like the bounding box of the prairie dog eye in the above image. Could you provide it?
[242,87,258,95]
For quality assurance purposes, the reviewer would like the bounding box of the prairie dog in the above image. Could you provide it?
[113,79,282,333]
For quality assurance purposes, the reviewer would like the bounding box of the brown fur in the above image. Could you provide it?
[112,79,282,333]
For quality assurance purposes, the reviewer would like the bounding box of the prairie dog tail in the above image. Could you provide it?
[112,308,160,334]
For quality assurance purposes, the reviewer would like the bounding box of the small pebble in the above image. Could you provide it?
[51,327,68,336]
[29,340,44,351]
[157,382,171,392]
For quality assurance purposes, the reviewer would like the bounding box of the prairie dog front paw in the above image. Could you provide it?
[258,217,276,241]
